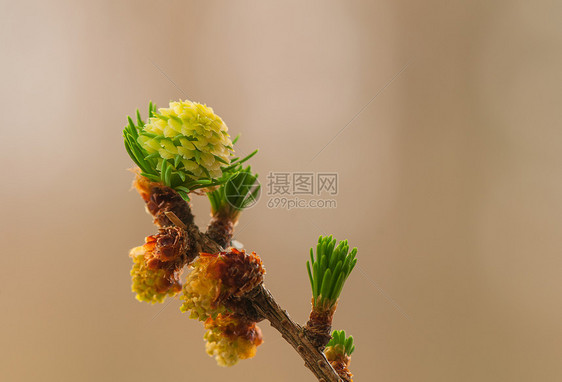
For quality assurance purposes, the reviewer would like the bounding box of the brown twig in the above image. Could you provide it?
[247,285,343,382]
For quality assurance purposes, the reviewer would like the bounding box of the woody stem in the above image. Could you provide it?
[138,182,342,381]
[247,284,342,382]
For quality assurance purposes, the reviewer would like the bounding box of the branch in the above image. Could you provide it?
[134,178,343,381]
[168,219,343,381]
[247,284,343,382]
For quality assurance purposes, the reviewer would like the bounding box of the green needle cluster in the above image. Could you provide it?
[326,330,355,356]
[306,235,358,309]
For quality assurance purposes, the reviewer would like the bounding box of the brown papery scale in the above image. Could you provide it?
[328,354,353,382]
[144,226,190,287]
[208,251,262,320]
[209,248,265,299]
[304,303,337,349]
[133,174,194,228]
[206,215,235,248]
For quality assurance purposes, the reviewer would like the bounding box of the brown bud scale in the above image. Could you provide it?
[329,355,353,382]
[206,215,235,248]
[304,303,337,349]
[133,174,194,228]
[141,226,191,290]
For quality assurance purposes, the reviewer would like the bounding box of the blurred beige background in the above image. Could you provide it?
[1,0,561,381]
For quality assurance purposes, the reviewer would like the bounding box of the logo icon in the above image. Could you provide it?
[224,171,261,209]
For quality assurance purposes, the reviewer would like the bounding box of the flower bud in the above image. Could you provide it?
[203,314,263,367]
[129,227,188,303]
[180,249,265,320]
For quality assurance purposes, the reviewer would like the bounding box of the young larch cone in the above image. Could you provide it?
[212,248,265,297]
[180,253,227,321]
[180,249,265,320]
[129,226,189,303]
[138,100,233,179]
[180,249,265,366]
[203,313,263,367]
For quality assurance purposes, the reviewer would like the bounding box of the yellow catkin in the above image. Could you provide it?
[129,246,177,304]
[203,315,262,367]
[179,255,225,320]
